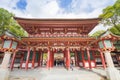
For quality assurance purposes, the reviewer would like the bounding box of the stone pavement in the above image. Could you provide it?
[9,67,107,80]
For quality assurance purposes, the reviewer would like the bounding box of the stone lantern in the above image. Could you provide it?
[0,31,20,80]
[98,31,120,80]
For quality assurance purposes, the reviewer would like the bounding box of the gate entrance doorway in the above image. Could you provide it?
[54,53,64,67]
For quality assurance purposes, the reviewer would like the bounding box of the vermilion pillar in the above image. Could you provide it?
[10,52,16,71]
[25,47,30,70]
[92,50,96,67]
[41,52,43,67]
[75,50,79,66]
[49,50,52,68]
[66,47,70,70]
[32,47,36,68]
[63,49,66,67]
[20,53,24,69]
[38,49,41,67]
[99,50,106,69]
[47,48,51,69]
[50,50,54,67]
[81,50,85,67]
[86,48,92,69]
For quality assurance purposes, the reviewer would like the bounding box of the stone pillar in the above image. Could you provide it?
[0,52,12,80]
[103,51,120,80]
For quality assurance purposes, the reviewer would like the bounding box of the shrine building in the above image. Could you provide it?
[0,17,120,70]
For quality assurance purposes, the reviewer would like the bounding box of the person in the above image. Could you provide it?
[70,60,74,70]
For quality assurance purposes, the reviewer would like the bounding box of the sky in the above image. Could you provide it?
[0,0,117,34]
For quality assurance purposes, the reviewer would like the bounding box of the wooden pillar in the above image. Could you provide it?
[38,49,41,67]
[99,50,106,69]
[86,48,92,69]
[20,53,24,69]
[10,52,16,71]
[63,49,66,67]
[92,50,96,67]
[32,47,36,68]
[47,47,50,69]
[66,47,70,70]
[25,47,30,70]
[49,50,53,68]
[51,50,54,67]
[81,50,85,67]
[41,52,43,67]
[75,50,79,66]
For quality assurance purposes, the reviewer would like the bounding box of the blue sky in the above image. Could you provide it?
[16,0,27,10]
[0,0,117,34]
[1,0,115,18]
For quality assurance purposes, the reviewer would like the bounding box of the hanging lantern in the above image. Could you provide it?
[98,39,115,51]
[0,31,19,52]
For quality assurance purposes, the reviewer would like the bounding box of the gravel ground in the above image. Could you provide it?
[9,67,107,80]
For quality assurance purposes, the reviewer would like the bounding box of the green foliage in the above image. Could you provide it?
[43,53,47,60]
[70,53,74,57]
[91,30,105,37]
[99,0,120,31]
[0,8,28,37]
[110,24,120,35]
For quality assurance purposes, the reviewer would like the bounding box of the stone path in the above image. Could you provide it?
[9,67,107,80]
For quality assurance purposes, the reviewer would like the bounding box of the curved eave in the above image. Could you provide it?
[14,17,101,21]
[14,17,101,25]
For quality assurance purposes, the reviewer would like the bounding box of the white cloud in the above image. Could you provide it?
[0,0,117,34]
[25,0,60,18]
[0,0,116,18]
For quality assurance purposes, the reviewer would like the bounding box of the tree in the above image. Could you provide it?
[0,8,27,37]
[110,24,120,35]
[99,0,120,32]
[91,30,105,37]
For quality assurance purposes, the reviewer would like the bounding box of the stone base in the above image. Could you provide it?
[0,68,10,80]
[106,67,120,80]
